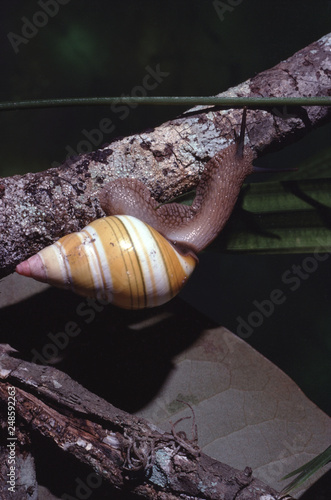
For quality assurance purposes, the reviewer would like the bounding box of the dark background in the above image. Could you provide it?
[0,0,330,419]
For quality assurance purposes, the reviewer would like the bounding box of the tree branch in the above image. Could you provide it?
[0,345,292,499]
[0,33,330,277]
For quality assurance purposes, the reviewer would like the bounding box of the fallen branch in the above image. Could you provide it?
[0,344,293,499]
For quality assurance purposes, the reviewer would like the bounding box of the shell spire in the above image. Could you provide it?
[16,255,47,281]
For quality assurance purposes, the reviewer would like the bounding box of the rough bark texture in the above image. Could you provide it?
[0,345,292,500]
[0,33,330,277]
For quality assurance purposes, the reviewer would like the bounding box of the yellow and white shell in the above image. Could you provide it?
[19,215,196,309]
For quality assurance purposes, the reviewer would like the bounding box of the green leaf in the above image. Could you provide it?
[1,96,331,111]
[280,445,331,495]
[213,178,331,254]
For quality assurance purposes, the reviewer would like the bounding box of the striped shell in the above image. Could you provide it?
[18,215,196,309]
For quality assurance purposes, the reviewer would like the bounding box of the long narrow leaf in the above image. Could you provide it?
[280,446,331,495]
[212,178,331,254]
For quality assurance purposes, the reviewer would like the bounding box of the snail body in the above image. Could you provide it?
[16,109,254,309]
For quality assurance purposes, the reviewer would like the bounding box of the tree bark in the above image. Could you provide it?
[0,33,330,277]
[0,344,293,500]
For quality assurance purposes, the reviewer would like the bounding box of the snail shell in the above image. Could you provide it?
[16,109,254,309]
[16,215,197,309]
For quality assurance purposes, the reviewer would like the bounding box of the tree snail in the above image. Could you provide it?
[16,109,254,309]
